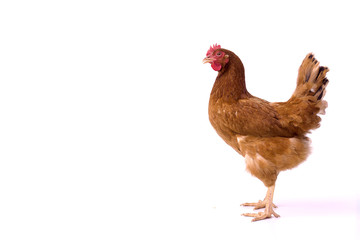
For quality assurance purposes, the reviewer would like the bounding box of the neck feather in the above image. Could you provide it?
[210,52,251,102]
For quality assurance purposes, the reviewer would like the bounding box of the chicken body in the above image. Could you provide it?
[204,45,329,221]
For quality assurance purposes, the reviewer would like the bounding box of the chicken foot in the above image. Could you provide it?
[241,200,277,210]
[241,185,280,221]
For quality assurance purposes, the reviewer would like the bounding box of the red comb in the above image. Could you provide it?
[206,44,221,56]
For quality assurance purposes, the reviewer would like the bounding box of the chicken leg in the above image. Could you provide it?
[241,185,280,221]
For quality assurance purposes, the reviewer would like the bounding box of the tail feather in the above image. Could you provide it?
[274,53,329,135]
[291,53,329,114]
[293,53,329,96]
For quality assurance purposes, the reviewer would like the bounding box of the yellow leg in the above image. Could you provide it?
[241,185,280,222]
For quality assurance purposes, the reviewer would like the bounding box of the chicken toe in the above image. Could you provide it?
[242,205,280,222]
[241,200,278,210]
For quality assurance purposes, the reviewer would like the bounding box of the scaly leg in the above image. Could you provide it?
[241,185,280,221]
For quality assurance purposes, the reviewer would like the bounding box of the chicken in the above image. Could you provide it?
[203,44,329,221]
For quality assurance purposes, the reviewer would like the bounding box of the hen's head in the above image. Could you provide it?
[203,44,229,71]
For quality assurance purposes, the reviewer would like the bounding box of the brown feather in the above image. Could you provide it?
[208,49,328,187]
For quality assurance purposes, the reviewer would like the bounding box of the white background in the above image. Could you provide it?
[1,0,359,239]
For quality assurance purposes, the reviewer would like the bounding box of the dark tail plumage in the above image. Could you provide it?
[291,53,329,115]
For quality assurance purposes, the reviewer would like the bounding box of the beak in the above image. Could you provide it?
[203,57,214,64]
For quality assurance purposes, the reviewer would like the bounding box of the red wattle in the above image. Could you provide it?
[211,62,222,71]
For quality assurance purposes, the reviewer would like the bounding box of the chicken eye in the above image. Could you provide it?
[216,51,222,56]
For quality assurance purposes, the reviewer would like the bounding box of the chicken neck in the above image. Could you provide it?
[210,51,252,102]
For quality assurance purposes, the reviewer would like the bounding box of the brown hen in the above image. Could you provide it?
[203,44,329,221]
